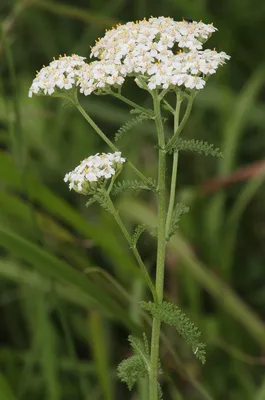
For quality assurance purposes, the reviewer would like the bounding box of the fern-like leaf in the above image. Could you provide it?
[117,355,147,390]
[85,197,96,207]
[142,332,150,357]
[93,189,113,214]
[117,334,150,390]
[115,112,152,141]
[112,178,156,196]
[140,301,206,364]
[130,108,154,116]
[167,202,189,240]
[131,224,146,248]
[170,138,223,158]
[128,335,149,368]
[158,382,163,400]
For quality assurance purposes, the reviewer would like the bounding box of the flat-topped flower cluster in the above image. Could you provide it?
[64,152,126,195]
[29,54,86,98]
[29,17,230,97]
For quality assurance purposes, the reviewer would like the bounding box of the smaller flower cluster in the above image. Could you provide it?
[29,54,86,97]
[64,152,126,195]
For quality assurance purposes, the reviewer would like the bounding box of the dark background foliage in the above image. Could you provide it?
[0,1,265,399]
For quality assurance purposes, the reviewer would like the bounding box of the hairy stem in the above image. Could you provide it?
[165,93,182,238]
[106,194,156,301]
[75,100,150,184]
[149,91,167,400]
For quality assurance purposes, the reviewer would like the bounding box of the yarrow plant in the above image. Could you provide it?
[29,16,230,399]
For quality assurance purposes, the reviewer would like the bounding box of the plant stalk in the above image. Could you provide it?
[149,91,167,400]
[106,193,156,301]
[165,95,194,152]
[165,93,182,238]
[75,101,150,184]
[109,90,153,117]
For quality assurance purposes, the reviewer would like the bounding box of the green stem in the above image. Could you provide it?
[149,91,167,400]
[75,101,150,184]
[106,194,156,301]
[163,99,175,115]
[165,95,194,152]
[165,93,182,238]
[109,90,153,117]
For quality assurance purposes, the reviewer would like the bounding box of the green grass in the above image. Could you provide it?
[1,1,265,399]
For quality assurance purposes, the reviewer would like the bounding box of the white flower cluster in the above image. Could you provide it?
[29,17,230,97]
[91,17,216,60]
[64,152,126,195]
[89,16,230,91]
[29,54,86,97]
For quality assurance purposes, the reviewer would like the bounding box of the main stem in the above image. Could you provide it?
[149,92,167,400]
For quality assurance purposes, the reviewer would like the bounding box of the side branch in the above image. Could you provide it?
[165,95,194,152]
[74,100,151,185]
[106,193,156,301]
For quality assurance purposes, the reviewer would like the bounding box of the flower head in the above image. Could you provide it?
[29,54,86,97]
[64,152,126,195]
[91,17,216,61]
[89,17,230,92]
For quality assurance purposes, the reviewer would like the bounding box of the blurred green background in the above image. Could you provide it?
[1,1,265,399]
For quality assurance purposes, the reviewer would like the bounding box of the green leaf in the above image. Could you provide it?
[93,189,113,214]
[117,334,150,391]
[112,179,156,196]
[140,301,206,364]
[115,113,151,141]
[167,202,189,240]
[128,335,149,367]
[171,138,223,158]
[117,354,147,391]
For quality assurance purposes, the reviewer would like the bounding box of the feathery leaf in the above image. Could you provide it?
[115,112,152,141]
[140,301,206,364]
[85,197,96,207]
[130,108,154,116]
[112,178,156,196]
[131,224,146,248]
[170,138,223,158]
[93,189,113,214]
[167,202,189,240]
[158,382,163,400]
[142,332,150,357]
[128,335,149,368]
[117,334,150,390]
[117,355,147,390]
